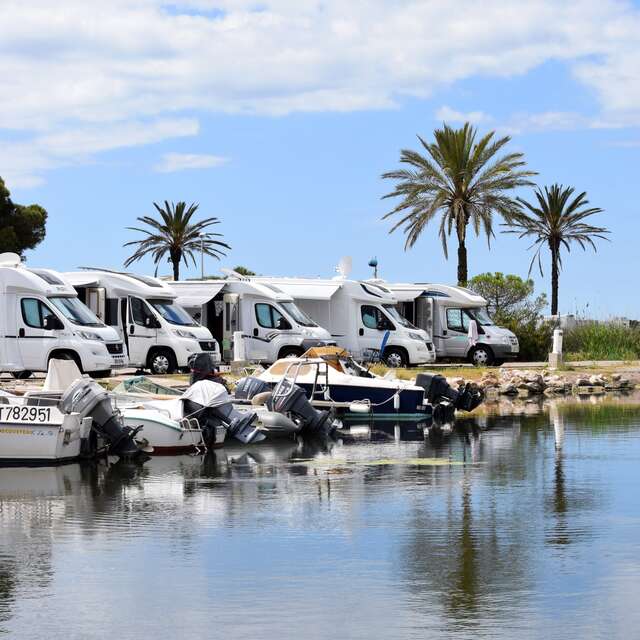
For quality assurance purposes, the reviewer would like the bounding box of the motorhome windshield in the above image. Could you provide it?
[148,299,198,326]
[468,307,493,326]
[280,302,318,327]
[48,296,104,327]
[383,305,416,329]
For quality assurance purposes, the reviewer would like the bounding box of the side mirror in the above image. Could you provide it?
[377,320,392,331]
[43,315,63,331]
[277,318,291,330]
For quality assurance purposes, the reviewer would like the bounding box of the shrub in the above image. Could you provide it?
[563,322,640,361]
[499,316,555,361]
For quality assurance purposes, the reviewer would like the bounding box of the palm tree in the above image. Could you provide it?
[124,201,230,280]
[505,184,609,315]
[381,123,536,285]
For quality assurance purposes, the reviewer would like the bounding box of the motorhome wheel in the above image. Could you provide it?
[384,348,406,368]
[470,345,494,366]
[149,351,175,375]
[11,371,33,380]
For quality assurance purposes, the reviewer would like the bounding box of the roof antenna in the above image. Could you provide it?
[368,256,378,279]
[334,256,352,280]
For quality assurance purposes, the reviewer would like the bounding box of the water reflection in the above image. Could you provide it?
[1,395,640,639]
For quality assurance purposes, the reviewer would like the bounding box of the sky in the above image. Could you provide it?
[1,0,639,318]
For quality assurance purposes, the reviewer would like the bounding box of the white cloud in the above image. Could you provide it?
[154,152,228,172]
[435,106,491,125]
[1,0,640,185]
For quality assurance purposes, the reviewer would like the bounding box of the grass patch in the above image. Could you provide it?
[564,323,640,361]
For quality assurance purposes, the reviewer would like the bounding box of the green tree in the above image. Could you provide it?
[233,265,256,276]
[470,272,551,361]
[0,177,47,256]
[124,201,230,280]
[505,184,609,315]
[468,272,546,319]
[381,123,536,285]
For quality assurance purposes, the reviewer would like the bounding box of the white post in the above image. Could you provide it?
[549,328,563,370]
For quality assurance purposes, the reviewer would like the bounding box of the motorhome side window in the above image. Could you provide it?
[361,305,393,330]
[255,303,291,330]
[446,309,469,333]
[130,297,154,326]
[21,298,54,329]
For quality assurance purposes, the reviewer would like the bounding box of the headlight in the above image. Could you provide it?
[78,331,103,341]
[502,336,512,344]
[408,332,423,341]
[174,329,197,339]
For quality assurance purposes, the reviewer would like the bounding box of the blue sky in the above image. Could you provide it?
[1,0,639,317]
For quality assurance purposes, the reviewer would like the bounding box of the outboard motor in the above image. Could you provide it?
[234,376,273,401]
[415,373,484,413]
[59,379,143,459]
[266,379,335,436]
[182,380,265,444]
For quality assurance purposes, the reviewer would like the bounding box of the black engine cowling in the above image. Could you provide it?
[415,373,483,413]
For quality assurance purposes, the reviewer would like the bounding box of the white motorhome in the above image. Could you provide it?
[169,275,333,363]
[387,283,519,365]
[64,269,219,374]
[253,277,436,367]
[0,253,126,378]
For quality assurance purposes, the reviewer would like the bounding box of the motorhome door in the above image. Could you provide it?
[358,304,392,359]
[16,297,61,370]
[248,301,289,361]
[221,293,239,361]
[416,297,434,338]
[83,287,106,322]
[126,296,158,367]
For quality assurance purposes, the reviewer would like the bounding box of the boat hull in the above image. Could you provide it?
[122,409,226,454]
[0,408,88,464]
[302,383,429,416]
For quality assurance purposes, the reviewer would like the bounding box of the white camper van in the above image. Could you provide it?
[169,276,333,363]
[64,269,219,374]
[0,253,126,378]
[254,277,436,367]
[387,283,519,365]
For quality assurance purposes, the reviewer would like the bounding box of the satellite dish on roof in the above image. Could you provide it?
[335,256,352,280]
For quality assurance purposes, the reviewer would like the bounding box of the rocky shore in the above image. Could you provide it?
[448,369,636,398]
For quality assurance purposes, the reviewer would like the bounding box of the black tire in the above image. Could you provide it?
[89,370,112,379]
[11,371,33,380]
[469,345,494,366]
[148,349,177,375]
[384,347,407,368]
[278,347,304,359]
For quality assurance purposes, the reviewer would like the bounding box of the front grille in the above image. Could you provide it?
[106,342,124,354]
[199,341,217,352]
[426,342,434,351]
[509,336,518,345]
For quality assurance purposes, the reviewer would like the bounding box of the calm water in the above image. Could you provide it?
[2,397,640,639]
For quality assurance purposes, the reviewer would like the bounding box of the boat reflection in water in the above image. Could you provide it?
[2,395,640,639]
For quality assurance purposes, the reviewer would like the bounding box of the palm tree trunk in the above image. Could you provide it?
[457,240,468,286]
[172,259,180,281]
[550,240,559,316]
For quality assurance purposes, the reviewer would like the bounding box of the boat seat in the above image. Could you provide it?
[137,398,185,421]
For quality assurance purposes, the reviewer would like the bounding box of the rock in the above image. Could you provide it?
[499,383,518,396]
[611,373,622,382]
[588,375,605,387]
[575,377,590,387]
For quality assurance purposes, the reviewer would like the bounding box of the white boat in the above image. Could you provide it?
[118,400,225,454]
[0,395,92,464]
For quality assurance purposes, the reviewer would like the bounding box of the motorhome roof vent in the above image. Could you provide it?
[422,290,450,298]
[29,269,65,285]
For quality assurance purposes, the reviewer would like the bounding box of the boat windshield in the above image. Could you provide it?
[48,297,104,327]
[467,307,494,326]
[148,299,198,326]
[280,302,317,327]
[383,305,416,329]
